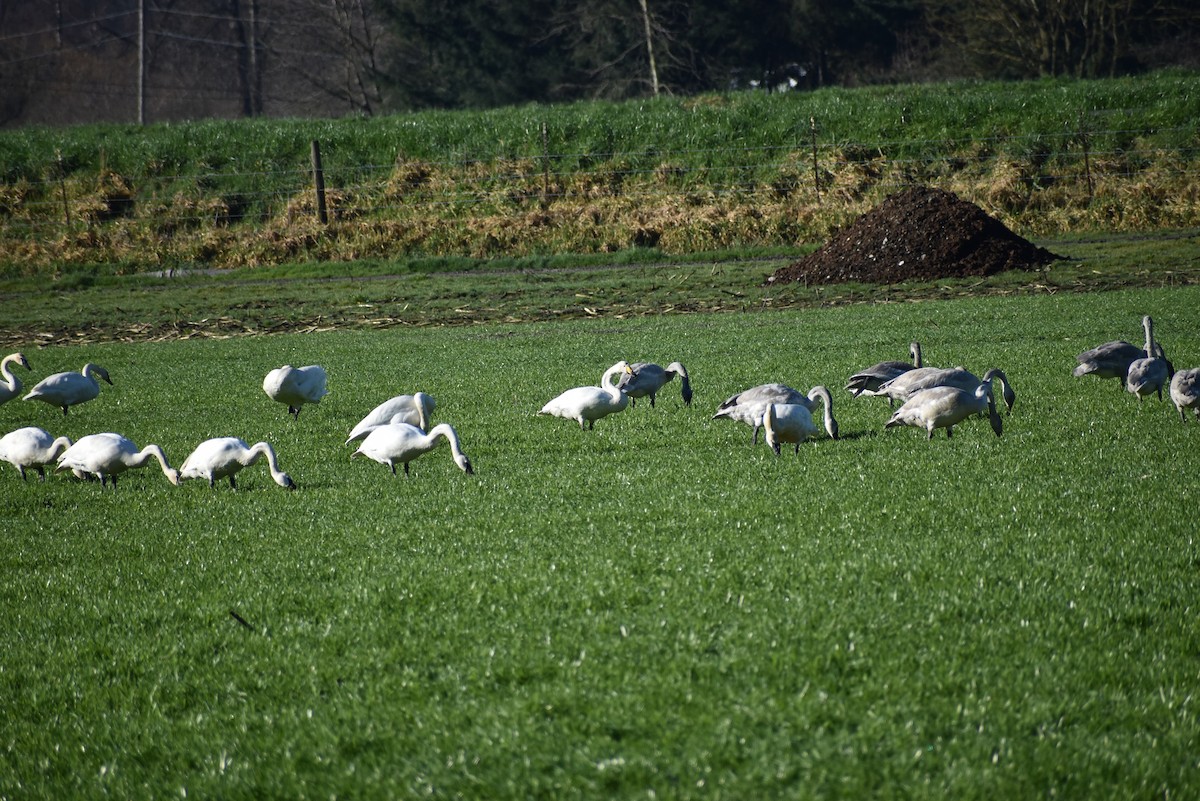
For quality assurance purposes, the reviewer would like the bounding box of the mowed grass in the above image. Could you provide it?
[2,286,1198,799]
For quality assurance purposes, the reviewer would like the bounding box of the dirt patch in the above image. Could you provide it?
[769,186,1065,285]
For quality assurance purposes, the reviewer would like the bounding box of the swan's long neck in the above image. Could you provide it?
[807,385,837,438]
[975,380,995,412]
[910,342,923,367]
[1,354,24,391]
[414,392,433,432]
[428,424,465,459]
[49,436,72,461]
[1142,316,1156,355]
[247,442,287,480]
[671,364,692,398]
[602,363,628,401]
[132,444,181,485]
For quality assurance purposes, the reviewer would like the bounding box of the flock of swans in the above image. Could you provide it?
[0,312,1196,488]
[0,356,473,489]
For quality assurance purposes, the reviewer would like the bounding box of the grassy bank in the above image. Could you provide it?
[1,71,1198,273]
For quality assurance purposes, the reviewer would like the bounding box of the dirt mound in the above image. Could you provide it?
[770,186,1063,286]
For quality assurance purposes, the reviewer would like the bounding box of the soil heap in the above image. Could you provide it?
[769,186,1063,286]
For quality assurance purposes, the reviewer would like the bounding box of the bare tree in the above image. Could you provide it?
[934,0,1187,78]
[264,0,387,115]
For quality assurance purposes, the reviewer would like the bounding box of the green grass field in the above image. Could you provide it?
[2,280,1197,798]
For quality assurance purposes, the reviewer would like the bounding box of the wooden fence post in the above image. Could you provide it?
[56,150,71,227]
[541,121,550,208]
[311,139,328,224]
[810,116,821,202]
[1078,115,1094,204]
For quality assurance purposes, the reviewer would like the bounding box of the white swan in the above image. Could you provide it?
[763,389,840,455]
[1169,368,1200,422]
[263,365,328,419]
[0,352,31,406]
[885,379,1003,439]
[1075,316,1168,389]
[539,361,633,430]
[352,422,473,477]
[1125,316,1171,401]
[180,437,295,490]
[0,427,72,481]
[845,342,922,404]
[616,361,693,407]
[24,363,112,415]
[55,432,181,487]
[712,384,834,443]
[876,366,1016,413]
[346,392,436,444]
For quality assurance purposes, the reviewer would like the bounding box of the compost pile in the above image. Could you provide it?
[769,186,1062,285]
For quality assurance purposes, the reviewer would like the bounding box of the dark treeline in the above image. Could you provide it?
[2,0,1198,127]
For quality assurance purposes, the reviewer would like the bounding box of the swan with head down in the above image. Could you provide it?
[180,437,295,490]
[617,361,693,408]
[713,383,835,444]
[56,432,181,488]
[884,379,1003,440]
[352,422,473,477]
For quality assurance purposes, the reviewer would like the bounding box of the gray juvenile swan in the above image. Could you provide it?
[1169,368,1200,422]
[885,379,1003,440]
[876,366,1016,413]
[1075,315,1167,389]
[845,342,922,404]
[24,363,112,415]
[1125,316,1172,402]
[617,362,693,408]
[180,437,295,490]
[713,384,835,444]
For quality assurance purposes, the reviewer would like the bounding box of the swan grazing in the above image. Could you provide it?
[0,427,72,481]
[0,352,31,406]
[845,342,922,404]
[539,361,633,430]
[712,384,834,444]
[352,422,473,477]
[263,365,328,419]
[762,390,840,455]
[55,432,181,488]
[1125,316,1172,402]
[1169,368,1200,422]
[346,392,436,444]
[1075,316,1166,389]
[885,379,1003,439]
[23,363,112,415]
[616,362,693,407]
[180,437,295,490]
[876,366,1016,413]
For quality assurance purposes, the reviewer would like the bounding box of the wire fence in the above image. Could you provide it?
[3,123,1198,238]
